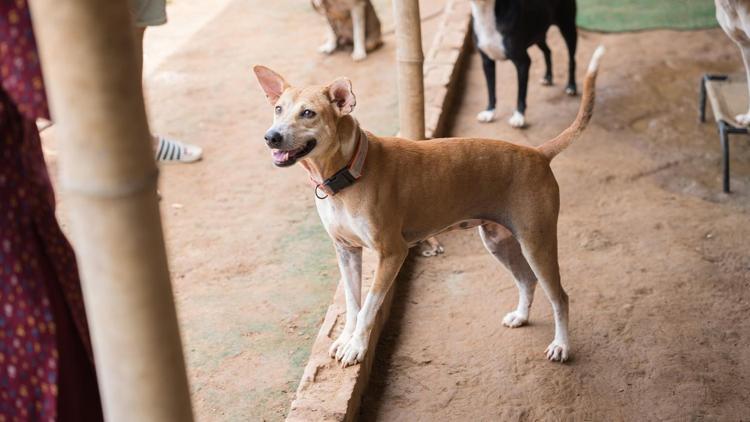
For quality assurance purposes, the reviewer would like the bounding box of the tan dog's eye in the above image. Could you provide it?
[275,105,282,114]
[301,109,316,119]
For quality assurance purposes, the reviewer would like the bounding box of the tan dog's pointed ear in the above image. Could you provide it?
[328,77,356,115]
[253,65,290,105]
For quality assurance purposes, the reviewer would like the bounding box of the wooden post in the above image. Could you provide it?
[27,1,194,421]
[393,0,426,140]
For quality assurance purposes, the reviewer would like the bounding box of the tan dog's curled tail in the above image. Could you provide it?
[538,45,605,160]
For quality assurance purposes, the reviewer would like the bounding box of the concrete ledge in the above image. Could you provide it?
[286,2,473,421]
[424,0,473,139]
[286,256,396,422]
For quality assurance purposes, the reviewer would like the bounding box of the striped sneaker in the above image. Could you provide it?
[155,136,203,163]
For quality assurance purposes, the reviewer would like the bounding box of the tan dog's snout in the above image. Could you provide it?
[264,128,284,149]
[263,122,298,151]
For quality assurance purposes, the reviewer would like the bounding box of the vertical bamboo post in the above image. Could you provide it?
[393,0,426,140]
[27,1,194,421]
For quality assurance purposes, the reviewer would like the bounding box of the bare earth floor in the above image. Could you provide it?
[42,3,750,420]
[360,29,750,420]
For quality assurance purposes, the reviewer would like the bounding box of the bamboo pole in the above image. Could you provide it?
[393,0,426,140]
[27,1,193,421]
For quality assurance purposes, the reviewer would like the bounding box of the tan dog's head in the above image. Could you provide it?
[253,65,356,167]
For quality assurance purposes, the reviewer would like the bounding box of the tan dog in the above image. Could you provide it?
[253,46,604,366]
[716,0,750,125]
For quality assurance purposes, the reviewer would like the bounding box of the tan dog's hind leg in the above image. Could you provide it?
[479,224,537,328]
[350,2,367,61]
[515,220,570,362]
[329,244,363,359]
[336,242,408,366]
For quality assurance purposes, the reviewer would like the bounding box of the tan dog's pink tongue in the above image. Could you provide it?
[272,150,290,162]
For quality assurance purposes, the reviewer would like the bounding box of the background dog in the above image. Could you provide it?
[471,0,578,128]
[312,0,382,61]
[716,0,750,125]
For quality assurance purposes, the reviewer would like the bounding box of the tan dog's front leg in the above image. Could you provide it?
[336,243,407,366]
[329,244,362,359]
[350,2,367,61]
[419,236,445,257]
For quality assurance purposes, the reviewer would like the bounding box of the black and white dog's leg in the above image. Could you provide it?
[560,24,578,95]
[537,40,553,86]
[509,51,530,128]
[477,49,498,123]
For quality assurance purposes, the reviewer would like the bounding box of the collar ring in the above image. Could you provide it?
[314,184,329,199]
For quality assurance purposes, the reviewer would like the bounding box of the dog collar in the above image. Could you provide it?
[311,129,368,199]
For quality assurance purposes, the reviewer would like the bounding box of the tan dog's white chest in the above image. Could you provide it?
[316,198,373,248]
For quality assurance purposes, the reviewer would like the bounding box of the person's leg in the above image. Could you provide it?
[131,25,159,155]
[132,25,146,78]
[131,0,202,163]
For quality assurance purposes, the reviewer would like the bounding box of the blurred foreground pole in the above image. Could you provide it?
[27,1,194,421]
[393,0,426,139]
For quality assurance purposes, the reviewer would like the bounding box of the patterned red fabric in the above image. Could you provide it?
[0,1,48,121]
[0,1,103,421]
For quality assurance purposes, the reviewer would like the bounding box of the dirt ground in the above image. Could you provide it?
[43,1,750,420]
[360,29,750,420]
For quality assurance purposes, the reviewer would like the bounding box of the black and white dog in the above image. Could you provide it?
[471,0,578,128]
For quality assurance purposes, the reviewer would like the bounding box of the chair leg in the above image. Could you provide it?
[719,121,730,193]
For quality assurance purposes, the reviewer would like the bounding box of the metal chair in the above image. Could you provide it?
[699,73,749,193]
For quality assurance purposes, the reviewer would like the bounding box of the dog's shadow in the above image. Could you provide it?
[358,250,418,421]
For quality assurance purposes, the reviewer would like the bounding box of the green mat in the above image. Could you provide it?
[577,0,718,32]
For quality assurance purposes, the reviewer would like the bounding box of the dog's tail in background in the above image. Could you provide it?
[538,45,605,160]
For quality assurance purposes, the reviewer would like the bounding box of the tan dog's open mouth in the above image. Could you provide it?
[271,139,316,167]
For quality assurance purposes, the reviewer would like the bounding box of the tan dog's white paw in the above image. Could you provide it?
[476,109,496,123]
[545,341,570,362]
[336,335,367,367]
[736,113,750,126]
[318,42,337,55]
[351,49,367,62]
[502,311,528,328]
[328,331,352,358]
[509,111,526,128]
